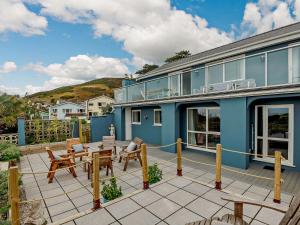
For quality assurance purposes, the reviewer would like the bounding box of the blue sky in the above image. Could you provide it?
[0,0,299,95]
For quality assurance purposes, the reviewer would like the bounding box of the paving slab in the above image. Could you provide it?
[146,198,181,219]
[106,198,141,219]
[119,208,160,225]
[75,209,115,225]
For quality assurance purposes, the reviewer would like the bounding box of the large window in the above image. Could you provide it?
[292,46,300,83]
[191,68,205,94]
[187,107,221,151]
[225,59,244,81]
[132,110,141,125]
[146,77,169,100]
[154,109,162,126]
[255,105,293,166]
[246,54,265,87]
[267,49,289,85]
[207,64,223,84]
[182,72,191,95]
[169,74,180,96]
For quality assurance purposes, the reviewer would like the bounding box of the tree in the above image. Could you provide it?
[136,64,159,75]
[165,50,191,63]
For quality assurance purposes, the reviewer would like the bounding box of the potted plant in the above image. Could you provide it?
[148,163,163,185]
[101,177,122,203]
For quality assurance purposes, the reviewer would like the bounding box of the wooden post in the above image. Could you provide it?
[215,144,222,190]
[234,202,243,221]
[274,151,282,203]
[93,152,101,209]
[9,166,20,225]
[177,138,182,176]
[141,144,149,189]
[79,119,83,143]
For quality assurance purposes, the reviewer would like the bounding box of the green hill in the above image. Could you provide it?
[29,77,123,103]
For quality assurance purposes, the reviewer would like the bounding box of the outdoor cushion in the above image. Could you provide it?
[53,154,62,160]
[72,144,84,153]
[127,141,137,151]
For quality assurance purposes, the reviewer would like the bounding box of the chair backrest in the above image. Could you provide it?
[102,136,115,148]
[280,195,300,225]
[46,147,55,161]
[133,137,143,149]
[66,138,81,151]
[92,150,112,166]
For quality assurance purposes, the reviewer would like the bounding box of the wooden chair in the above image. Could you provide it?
[99,136,117,156]
[46,147,77,183]
[66,138,89,162]
[186,194,292,225]
[118,137,143,171]
[87,149,114,179]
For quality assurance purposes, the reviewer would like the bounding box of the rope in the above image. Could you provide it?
[181,156,276,182]
[147,142,177,149]
[19,181,93,204]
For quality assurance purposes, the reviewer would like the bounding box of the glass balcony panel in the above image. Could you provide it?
[225,59,244,81]
[267,49,288,85]
[292,46,300,83]
[191,68,205,94]
[182,72,191,95]
[114,88,127,103]
[127,83,145,102]
[245,54,265,87]
[169,74,180,96]
[208,64,223,84]
[145,77,169,100]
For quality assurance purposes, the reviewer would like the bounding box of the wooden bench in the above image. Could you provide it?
[186,194,295,225]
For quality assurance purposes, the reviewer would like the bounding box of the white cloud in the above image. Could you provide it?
[241,0,299,37]
[0,85,20,95]
[24,54,129,94]
[0,0,47,36]
[0,61,17,73]
[33,0,232,66]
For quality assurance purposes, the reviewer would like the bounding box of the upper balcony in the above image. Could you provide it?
[114,43,300,104]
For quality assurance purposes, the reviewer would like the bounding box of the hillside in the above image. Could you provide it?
[29,77,123,103]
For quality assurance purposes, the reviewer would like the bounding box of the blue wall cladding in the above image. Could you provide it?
[90,114,114,142]
[114,107,125,141]
[131,107,162,145]
[220,97,249,169]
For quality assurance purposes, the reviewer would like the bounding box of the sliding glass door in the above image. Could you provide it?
[255,105,293,165]
[187,107,221,151]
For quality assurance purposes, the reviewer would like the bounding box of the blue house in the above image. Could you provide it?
[113,22,300,171]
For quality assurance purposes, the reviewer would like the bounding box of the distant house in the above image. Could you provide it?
[49,101,86,120]
[40,112,49,120]
[85,95,115,118]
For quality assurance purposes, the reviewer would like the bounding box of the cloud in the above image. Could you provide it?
[241,0,299,37]
[33,0,232,66]
[0,61,17,73]
[0,85,20,95]
[24,54,129,94]
[0,0,47,36]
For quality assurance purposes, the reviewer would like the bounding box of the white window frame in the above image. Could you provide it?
[131,110,141,125]
[153,109,162,126]
[254,104,294,166]
[186,107,221,153]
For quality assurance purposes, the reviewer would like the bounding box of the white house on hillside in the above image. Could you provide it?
[49,101,86,120]
[85,95,115,118]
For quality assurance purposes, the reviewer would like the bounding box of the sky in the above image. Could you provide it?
[0,0,300,96]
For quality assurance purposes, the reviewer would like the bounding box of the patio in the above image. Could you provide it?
[19,142,295,225]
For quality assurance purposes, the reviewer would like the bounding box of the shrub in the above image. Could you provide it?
[148,163,162,185]
[101,177,122,201]
[0,143,21,161]
[0,171,9,221]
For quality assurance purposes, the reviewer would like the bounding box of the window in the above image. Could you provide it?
[246,54,265,87]
[291,46,300,83]
[169,74,180,96]
[225,59,244,81]
[187,107,221,151]
[98,102,103,107]
[89,103,94,106]
[146,77,169,100]
[191,68,205,94]
[52,109,57,113]
[255,105,293,166]
[64,109,72,113]
[267,49,289,85]
[154,109,162,126]
[182,72,191,95]
[208,64,223,84]
[132,110,141,124]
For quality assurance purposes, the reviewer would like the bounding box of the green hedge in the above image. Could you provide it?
[0,171,9,223]
[0,143,20,161]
